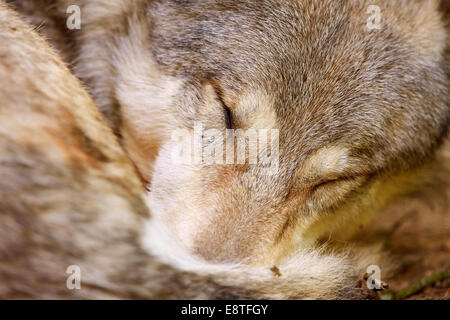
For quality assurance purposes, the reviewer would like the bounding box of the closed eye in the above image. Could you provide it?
[211,83,234,130]
[311,178,340,191]
[304,174,369,212]
[311,174,365,192]
[223,105,233,130]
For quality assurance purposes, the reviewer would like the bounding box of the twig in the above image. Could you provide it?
[381,269,450,300]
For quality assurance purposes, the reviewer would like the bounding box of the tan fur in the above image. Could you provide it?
[0,3,257,299]
[2,0,449,299]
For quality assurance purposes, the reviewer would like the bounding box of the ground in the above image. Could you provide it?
[358,189,450,299]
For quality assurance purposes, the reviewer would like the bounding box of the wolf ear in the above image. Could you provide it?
[72,1,182,183]
[113,33,183,183]
[110,17,183,183]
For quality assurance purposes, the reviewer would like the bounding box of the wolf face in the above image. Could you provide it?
[10,0,448,265]
[3,0,449,299]
[115,0,448,265]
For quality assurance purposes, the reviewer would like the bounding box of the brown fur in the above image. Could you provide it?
[0,3,260,299]
[2,0,449,299]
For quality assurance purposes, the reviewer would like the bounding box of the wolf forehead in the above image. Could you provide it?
[146,0,448,169]
[149,0,446,79]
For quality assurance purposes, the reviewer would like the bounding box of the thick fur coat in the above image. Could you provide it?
[1,0,449,299]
